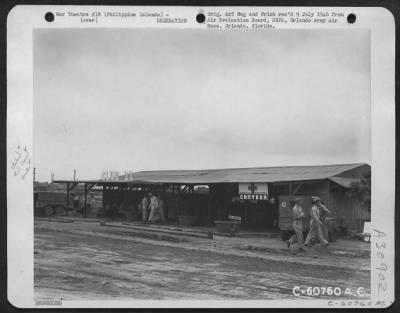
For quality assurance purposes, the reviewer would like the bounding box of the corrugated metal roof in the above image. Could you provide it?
[123,163,369,184]
[328,176,361,188]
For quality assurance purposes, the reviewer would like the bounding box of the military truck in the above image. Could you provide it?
[34,191,103,217]
[34,191,69,216]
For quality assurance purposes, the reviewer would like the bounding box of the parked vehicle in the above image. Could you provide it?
[34,191,69,216]
[34,191,103,217]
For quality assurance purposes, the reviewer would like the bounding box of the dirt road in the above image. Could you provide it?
[34,221,370,301]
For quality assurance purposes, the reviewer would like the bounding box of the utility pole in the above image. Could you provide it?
[33,167,36,183]
[73,169,76,181]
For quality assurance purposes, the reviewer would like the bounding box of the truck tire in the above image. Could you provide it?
[43,205,54,216]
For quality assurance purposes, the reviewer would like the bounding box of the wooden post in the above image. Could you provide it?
[326,180,331,208]
[66,183,70,216]
[102,185,105,210]
[208,205,212,227]
[84,183,88,217]
[244,202,249,230]
[208,191,213,227]
[291,183,303,196]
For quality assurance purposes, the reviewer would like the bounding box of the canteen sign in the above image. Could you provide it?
[239,183,269,200]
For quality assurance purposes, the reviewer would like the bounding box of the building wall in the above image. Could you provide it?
[210,183,278,229]
[100,176,370,233]
[286,179,370,233]
[330,164,371,233]
[329,190,370,233]
[295,180,330,207]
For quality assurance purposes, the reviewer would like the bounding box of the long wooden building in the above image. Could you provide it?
[55,163,371,234]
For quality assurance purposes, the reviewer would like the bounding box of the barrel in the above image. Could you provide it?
[326,218,337,242]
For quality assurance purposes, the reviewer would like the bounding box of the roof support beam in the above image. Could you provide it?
[180,185,190,194]
[290,183,303,196]
[66,183,70,215]
[69,182,79,191]
[86,183,97,191]
[83,183,88,218]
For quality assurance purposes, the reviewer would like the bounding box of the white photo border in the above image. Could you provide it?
[7,5,395,308]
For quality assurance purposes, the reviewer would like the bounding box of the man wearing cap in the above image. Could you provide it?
[287,197,306,252]
[304,196,329,247]
[148,193,159,222]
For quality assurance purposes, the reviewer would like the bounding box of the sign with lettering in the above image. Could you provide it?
[238,183,268,200]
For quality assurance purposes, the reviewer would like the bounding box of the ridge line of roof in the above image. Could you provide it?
[132,163,369,174]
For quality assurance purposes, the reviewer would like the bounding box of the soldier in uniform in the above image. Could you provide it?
[140,194,150,222]
[148,193,159,222]
[304,196,329,247]
[287,197,306,252]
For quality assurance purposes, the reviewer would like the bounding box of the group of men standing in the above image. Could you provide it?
[287,196,330,252]
[140,193,166,223]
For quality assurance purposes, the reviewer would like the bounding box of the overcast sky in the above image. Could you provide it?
[34,28,370,182]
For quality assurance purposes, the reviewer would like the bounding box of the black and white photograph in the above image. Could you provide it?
[32,27,373,300]
[6,6,395,309]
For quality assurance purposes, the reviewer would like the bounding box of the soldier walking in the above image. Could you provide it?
[304,196,329,247]
[148,193,159,222]
[287,197,306,252]
[140,194,150,222]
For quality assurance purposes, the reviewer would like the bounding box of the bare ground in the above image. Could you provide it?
[34,221,370,300]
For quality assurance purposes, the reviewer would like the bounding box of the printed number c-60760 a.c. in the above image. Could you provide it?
[292,286,367,297]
